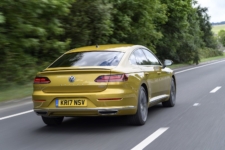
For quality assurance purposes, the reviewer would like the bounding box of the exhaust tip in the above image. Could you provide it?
[35,111,48,116]
[98,110,118,115]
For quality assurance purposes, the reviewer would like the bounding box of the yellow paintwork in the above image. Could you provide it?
[32,44,174,117]
[68,44,134,53]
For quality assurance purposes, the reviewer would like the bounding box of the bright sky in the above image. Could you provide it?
[196,0,225,22]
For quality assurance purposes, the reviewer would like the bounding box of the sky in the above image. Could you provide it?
[196,0,225,22]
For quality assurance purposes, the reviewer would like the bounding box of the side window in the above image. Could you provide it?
[129,53,137,65]
[142,49,160,65]
[133,49,150,65]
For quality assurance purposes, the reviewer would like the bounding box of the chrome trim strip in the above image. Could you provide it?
[150,94,169,103]
[98,110,118,116]
[34,106,136,112]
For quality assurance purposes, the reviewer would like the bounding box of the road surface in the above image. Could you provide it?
[1,60,225,150]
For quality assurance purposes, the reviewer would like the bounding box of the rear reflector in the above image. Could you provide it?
[95,74,128,82]
[34,77,51,84]
[98,98,122,101]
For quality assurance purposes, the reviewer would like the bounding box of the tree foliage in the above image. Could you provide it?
[155,0,221,64]
[60,0,113,48]
[108,0,167,51]
[218,30,225,47]
[0,0,222,86]
[196,6,217,49]
[156,0,192,61]
[0,0,73,85]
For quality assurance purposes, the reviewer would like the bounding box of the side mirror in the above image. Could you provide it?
[163,59,173,68]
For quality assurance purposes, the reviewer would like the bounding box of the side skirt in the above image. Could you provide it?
[149,94,169,107]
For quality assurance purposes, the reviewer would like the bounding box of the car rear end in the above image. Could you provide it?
[32,49,139,117]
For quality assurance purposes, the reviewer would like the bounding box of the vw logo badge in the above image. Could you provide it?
[68,76,75,83]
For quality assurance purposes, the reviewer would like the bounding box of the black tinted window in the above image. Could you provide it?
[133,49,149,65]
[49,51,124,67]
[142,49,160,65]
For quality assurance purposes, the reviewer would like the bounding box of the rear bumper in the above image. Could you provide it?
[32,87,138,116]
[34,106,136,116]
[32,71,145,117]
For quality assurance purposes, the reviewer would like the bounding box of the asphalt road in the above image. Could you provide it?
[1,60,225,150]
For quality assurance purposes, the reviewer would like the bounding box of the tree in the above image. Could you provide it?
[156,0,193,62]
[196,6,217,49]
[218,30,225,47]
[156,0,221,64]
[177,6,202,64]
[61,0,113,48]
[0,0,74,85]
[109,0,167,51]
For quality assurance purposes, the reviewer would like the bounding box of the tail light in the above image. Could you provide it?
[95,74,128,82]
[34,77,51,84]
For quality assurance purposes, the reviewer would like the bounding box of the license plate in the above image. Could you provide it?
[56,99,87,107]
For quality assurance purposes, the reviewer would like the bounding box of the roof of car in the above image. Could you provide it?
[67,44,135,53]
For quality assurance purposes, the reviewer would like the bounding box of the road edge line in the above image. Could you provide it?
[0,110,33,121]
[175,60,225,74]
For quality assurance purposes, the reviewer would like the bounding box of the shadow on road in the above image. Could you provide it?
[32,104,165,134]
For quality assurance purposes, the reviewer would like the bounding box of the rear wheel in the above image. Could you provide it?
[128,86,148,125]
[162,78,176,107]
[42,116,64,126]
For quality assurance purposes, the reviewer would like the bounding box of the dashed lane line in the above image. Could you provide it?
[210,86,221,93]
[193,103,200,106]
[131,127,169,150]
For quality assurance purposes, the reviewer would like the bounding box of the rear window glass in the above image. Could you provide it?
[49,51,124,68]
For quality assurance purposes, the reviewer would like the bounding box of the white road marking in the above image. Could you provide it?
[131,127,169,150]
[0,110,33,121]
[193,103,200,106]
[175,60,225,74]
[210,86,221,93]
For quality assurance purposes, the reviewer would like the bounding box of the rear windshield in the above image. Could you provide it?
[49,51,124,68]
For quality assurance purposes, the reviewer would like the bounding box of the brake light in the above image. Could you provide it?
[34,77,51,84]
[95,74,128,82]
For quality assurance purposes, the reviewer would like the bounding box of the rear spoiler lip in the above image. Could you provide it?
[43,67,115,72]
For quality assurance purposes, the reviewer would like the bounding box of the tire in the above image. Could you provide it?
[42,116,64,126]
[128,86,148,125]
[162,78,176,107]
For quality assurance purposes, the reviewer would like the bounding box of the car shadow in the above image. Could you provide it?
[33,104,165,134]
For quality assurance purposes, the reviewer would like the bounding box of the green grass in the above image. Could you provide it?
[171,52,225,69]
[170,63,191,69]
[212,24,225,34]
[0,83,33,102]
[201,53,225,62]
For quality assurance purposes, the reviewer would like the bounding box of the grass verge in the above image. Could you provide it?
[171,52,225,69]
[0,83,33,103]
[212,24,225,34]
[201,54,225,62]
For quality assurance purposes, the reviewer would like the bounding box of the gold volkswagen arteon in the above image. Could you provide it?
[32,44,176,126]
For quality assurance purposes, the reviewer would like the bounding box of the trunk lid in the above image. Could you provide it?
[37,68,111,93]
